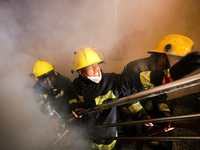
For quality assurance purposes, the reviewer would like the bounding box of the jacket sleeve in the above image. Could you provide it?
[119,70,164,93]
[69,79,84,111]
[33,84,61,115]
[152,94,172,117]
[118,101,150,120]
[140,71,172,117]
[116,72,151,120]
[69,95,82,111]
[128,101,150,120]
[140,70,164,88]
[118,70,165,120]
[33,84,49,114]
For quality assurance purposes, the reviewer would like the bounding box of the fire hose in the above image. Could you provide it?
[47,102,62,138]
[46,103,70,150]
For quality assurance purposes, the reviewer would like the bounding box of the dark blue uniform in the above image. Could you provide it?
[70,70,164,150]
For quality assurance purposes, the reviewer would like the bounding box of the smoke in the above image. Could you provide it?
[0,0,119,149]
[0,0,200,149]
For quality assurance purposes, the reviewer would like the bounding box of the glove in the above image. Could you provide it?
[71,108,85,118]
[170,52,200,80]
[164,121,174,132]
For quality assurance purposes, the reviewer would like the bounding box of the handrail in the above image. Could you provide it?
[74,73,200,117]
[92,113,200,128]
[92,136,200,141]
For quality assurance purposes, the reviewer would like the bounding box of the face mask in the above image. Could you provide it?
[39,77,54,89]
[40,77,60,96]
[85,72,102,83]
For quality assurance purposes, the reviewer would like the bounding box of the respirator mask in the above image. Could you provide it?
[38,71,58,96]
[84,72,102,83]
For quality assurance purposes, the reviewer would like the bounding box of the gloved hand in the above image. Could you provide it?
[170,52,200,80]
[164,121,174,132]
[144,116,154,127]
[71,108,85,118]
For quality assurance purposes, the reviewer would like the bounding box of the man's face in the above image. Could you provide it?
[79,63,101,77]
[157,54,168,70]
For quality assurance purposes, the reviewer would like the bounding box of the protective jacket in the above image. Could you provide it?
[33,73,77,119]
[124,55,159,73]
[122,54,172,120]
[70,70,164,150]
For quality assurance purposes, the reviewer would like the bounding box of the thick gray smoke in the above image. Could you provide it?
[0,0,200,149]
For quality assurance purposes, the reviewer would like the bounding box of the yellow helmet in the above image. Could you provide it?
[71,46,105,73]
[148,34,194,56]
[33,60,54,79]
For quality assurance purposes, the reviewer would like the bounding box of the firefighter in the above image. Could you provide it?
[69,45,200,150]
[31,60,78,137]
[121,34,195,150]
